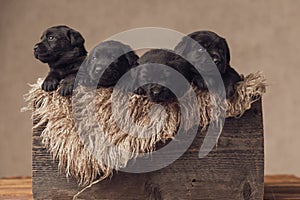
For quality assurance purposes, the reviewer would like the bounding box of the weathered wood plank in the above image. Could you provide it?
[32,100,264,200]
[2,175,300,200]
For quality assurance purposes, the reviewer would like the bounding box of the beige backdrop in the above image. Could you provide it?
[0,0,299,177]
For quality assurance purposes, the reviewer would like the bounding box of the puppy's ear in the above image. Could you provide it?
[174,37,189,56]
[222,38,231,64]
[67,29,85,47]
[127,65,141,94]
[125,51,139,66]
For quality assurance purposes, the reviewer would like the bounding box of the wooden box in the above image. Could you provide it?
[32,100,264,200]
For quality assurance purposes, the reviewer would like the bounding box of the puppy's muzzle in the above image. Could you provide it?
[33,42,49,57]
[34,44,39,51]
[147,84,176,103]
[150,85,163,97]
[34,43,43,52]
[33,43,40,58]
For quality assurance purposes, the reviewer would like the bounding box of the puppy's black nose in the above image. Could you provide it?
[34,44,39,51]
[151,87,161,96]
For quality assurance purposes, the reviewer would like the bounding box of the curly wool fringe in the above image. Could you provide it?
[226,73,267,117]
[22,72,266,186]
[23,81,107,185]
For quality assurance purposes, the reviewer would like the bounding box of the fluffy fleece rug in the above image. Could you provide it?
[23,72,266,186]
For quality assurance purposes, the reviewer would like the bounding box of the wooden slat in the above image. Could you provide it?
[1,175,300,199]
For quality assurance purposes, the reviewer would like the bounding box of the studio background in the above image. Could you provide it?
[1,0,299,177]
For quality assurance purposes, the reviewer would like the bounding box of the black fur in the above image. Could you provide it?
[174,30,241,98]
[79,40,139,88]
[34,25,87,96]
[134,49,197,103]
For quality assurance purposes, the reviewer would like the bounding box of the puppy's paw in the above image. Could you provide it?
[59,81,74,96]
[192,76,206,90]
[78,78,91,87]
[42,78,59,92]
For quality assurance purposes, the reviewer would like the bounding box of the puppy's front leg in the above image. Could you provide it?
[59,74,76,96]
[42,72,60,92]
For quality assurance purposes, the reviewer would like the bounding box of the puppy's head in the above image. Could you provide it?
[34,25,87,67]
[134,49,190,103]
[83,40,138,87]
[174,30,230,74]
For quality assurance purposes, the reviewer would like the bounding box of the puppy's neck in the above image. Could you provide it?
[49,46,87,68]
[48,55,87,78]
[48,54,86,69]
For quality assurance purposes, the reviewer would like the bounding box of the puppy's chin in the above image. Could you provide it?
[34,50,58,63]
[98,78,118,88]
[149,95,176,103]
[149,92,177,103]
[83,77,117,88]
[97,72,121,88]
[35,54,57,63]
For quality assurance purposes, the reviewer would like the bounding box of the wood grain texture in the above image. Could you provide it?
[1,175,299,200]
[32,100,264,200]
[0,176,32,200]
[264,175,300,199]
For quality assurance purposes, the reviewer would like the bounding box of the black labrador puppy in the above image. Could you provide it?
[133,49,198,103]
[174,30,241,98]
[34,25,87,96]
[79,40,139,88]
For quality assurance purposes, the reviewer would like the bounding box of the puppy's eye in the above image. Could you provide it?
[94,67,102,74]
[213,58,221,65]
[197,48,206,53]
[48,36,55,41]
[90,56,97,63]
